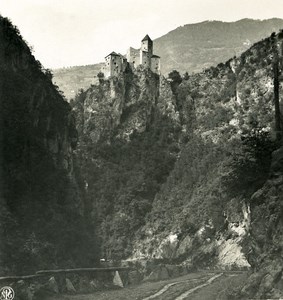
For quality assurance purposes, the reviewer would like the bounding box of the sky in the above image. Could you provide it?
[1,0,283,69]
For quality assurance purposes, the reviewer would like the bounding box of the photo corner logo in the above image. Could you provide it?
[0,287,15,300]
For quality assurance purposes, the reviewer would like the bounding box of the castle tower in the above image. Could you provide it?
[140,34,153,68]
[103,51,123,78]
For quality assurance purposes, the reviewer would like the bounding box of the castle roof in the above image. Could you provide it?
[118,53,126,59]
[142,34,152,42]
[105,51,120,58]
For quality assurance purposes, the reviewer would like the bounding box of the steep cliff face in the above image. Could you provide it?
[0,16,98,274]
[240,146,283,299]
[72,66,181,259]
[130,33,281,270]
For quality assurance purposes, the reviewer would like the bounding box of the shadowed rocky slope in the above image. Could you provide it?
[0,16,99,275]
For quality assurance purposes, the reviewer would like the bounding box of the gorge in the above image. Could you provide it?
[1,15,283,299]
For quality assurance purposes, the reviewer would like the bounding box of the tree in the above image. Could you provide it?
[97,71,105,84]
[168,70,182,94]
[272,35,282,141]
[183,72,190,80]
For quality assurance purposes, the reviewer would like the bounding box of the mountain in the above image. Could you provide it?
[0,16,99,275]
[53,18,283,99]
[53,63,103,99]
[71,28,283,298]
[2,14,283,299]
[154,18,283,74]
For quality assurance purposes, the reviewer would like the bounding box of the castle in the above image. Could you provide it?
[102,35,160,78]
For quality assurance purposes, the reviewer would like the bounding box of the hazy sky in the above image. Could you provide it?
[1,0,283,69]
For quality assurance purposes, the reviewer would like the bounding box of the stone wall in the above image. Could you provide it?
[151,56,160,74]
[126,47,140,68]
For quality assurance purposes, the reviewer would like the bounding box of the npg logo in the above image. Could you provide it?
[0,287,14,300]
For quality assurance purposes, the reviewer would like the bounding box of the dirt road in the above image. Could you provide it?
[50,271,247,300]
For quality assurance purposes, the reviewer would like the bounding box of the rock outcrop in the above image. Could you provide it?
[240,146,283,299]
[72,66,181,260]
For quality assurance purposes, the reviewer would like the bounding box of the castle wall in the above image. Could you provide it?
[121,57,128,72]
[140,50,151,68]
[126,47,140,68]
[111,55,122,77]
[103,55,111,77]
[103,54,123,78]
[151,56,160,74]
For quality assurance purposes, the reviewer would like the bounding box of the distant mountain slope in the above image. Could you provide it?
[52,18,283,99]
[52,63,103,99]
[154,18,283,74]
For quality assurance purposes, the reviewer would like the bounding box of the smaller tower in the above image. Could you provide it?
[140,34,153,68]
[141,34,153,55]
[103,52,123,78]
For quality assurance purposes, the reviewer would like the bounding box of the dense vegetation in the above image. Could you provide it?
[70,30,283,267]
[0,16,99,275]
[71,69,181,259]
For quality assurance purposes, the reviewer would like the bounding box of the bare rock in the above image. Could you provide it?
[46,277,59,294]
[113,271,124,288]
[65,278,76,294]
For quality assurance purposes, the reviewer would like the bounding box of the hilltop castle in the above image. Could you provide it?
[102,35,160,78]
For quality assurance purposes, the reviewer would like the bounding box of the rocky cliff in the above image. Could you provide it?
[240,146,283,298]
[131,32,281,268]
[72,66,181,259]
[72,28,283,287]
[0,16,99,275]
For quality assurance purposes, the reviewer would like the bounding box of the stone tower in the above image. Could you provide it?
[102,52,126,77]
[140,34,153,68]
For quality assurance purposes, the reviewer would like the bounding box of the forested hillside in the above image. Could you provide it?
[71,28,283,298]
[0,16,99,275]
